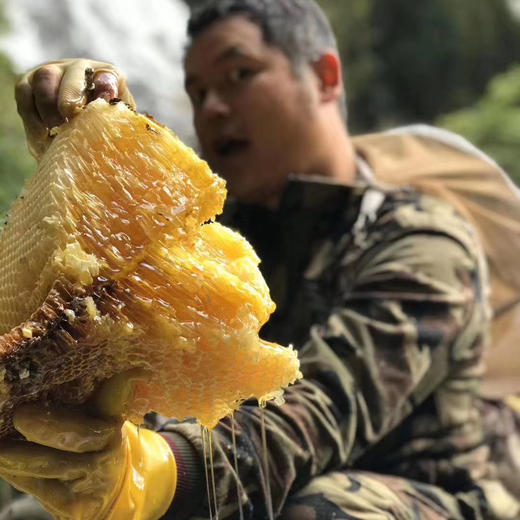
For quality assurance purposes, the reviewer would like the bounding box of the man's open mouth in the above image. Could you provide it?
[214,138,250,158]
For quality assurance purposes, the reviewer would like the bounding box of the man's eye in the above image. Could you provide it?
[191,89,207,106]
[227,67,253,83]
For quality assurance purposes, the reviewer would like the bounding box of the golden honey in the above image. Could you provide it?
[0,100,300,432]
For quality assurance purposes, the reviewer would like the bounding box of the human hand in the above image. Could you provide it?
[15,59,135,158]
[0,372,176,520]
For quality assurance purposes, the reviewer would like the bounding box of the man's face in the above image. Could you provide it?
[184,16,320,205]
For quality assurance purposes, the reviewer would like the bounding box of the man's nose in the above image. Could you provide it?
[201,89,230,119]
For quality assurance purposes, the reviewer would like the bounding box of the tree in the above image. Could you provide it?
[438,65,520,185]
[317,0,520,133]
[0,1,35,214]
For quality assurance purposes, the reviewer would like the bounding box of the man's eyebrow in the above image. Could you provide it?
[215,45,249,63]
[185,46,254,89]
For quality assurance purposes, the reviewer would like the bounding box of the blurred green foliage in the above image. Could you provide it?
[317,0,520,132]
[0,1,35,214]
[438,65,520,185]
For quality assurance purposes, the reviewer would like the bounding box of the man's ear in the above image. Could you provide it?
[313,51,343,103]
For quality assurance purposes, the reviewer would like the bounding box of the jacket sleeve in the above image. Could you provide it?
[159,226,488,519]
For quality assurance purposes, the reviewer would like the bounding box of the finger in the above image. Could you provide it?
[14,77,49,159]
[88,68,135,109]
[0,435,125,480]
[14,404,121,453]
[57,59,92,119]
[0,441,91,479]
[5,473,115,520]
[117,74,136,109]
[0,474,72,517]
[31,64,65,129]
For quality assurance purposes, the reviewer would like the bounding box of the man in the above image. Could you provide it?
[2,0,519,518]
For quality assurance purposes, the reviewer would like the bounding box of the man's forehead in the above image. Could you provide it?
[185,43,255,87]
[184,45,250,87]
[186,17,265,64]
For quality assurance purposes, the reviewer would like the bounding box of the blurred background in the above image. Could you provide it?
[0,0,520,210]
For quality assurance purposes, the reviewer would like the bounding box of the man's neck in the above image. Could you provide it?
[307,112,356,185]
[250,113,356,210]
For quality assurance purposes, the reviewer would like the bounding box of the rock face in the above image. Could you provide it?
[0,0,195,143]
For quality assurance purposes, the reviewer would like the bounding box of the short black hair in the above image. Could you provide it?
[187,0,347,120]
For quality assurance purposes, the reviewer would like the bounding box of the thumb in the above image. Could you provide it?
[90,368,149,418]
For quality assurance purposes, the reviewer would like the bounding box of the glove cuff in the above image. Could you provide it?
[160,431,206,519]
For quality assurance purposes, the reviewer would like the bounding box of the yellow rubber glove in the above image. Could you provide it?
[15,58,135,159]
[0,372,176,520]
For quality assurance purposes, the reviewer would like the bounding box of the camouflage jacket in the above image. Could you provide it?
[159,173,516,519]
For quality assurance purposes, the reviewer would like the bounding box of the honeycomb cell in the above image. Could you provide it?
[0,100,301,433]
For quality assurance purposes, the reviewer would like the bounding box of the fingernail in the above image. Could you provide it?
[92,72,118,102]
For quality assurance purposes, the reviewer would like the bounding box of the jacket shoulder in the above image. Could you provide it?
[353,124,503,174]
[358,185,484,263]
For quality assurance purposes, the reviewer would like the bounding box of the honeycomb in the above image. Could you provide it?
[0,99,301,433]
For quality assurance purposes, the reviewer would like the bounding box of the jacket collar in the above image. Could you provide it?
[222,168,370,221]
[220,174,370,278]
